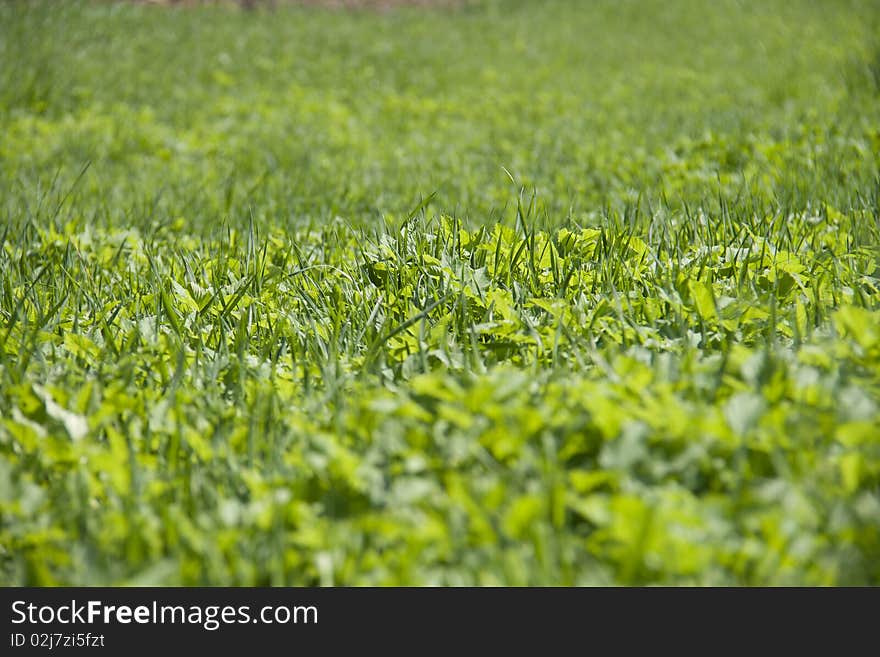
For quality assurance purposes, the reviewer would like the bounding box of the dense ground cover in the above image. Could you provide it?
[1,0,879,585]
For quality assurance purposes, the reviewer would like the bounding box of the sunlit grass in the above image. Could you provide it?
[1,0,879,585]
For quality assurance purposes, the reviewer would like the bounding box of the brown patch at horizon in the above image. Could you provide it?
[131,0,465,9]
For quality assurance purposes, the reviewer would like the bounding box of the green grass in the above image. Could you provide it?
[1,0,879,585]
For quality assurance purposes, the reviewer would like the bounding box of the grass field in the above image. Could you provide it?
[1,0,879,585]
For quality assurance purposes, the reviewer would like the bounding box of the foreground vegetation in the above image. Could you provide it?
[1,0,879,585]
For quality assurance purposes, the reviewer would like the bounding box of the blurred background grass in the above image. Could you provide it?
[2,0,878,234]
